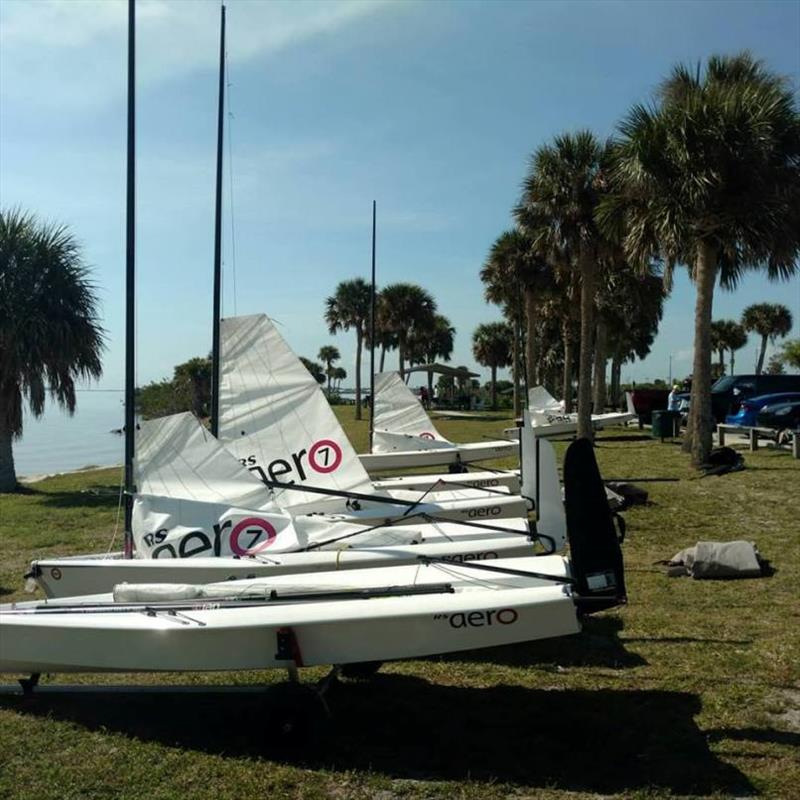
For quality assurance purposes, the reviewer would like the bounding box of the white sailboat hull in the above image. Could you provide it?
[29,531,535,599]
[360,440,518,473]
[372,469,520,494]
[1,557,580,674]
[505,412,636,440]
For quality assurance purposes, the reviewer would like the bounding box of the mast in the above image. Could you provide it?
[123,0,136,558]
[210,4,226,437]
[369,200,377,452]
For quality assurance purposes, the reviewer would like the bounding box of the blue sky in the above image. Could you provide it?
[2,0,799,391]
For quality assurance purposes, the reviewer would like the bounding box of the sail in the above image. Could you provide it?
[132,495,303,558]
[372,371,452,453]
[219,314,374,507]
[528,385,564,412]
[135,412,271,507]
[132,412,301,557]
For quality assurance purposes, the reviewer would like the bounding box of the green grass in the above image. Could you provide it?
[1,410,798,799]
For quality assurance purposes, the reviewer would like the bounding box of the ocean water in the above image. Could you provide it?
[14,391,127,478]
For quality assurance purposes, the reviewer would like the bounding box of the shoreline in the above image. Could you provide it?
[19,463,122,484]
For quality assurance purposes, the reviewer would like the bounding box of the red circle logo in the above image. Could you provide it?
[230,517,278,555]
[419,432,435,440]
[308,439,343,473]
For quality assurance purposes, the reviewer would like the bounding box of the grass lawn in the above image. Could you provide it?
[1,409,798,799]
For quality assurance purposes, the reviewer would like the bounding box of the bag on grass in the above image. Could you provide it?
[665,540,764,579]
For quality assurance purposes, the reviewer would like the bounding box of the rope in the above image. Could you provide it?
[104,465,126,557]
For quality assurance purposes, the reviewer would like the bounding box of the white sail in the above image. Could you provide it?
[372,371,450,452]
[135,411,271,507]
[132,494,303,558]
[133,412,301,557]
[528,386,564,412]
[219,314,374,507]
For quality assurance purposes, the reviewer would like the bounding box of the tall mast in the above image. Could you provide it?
[369,200,377,452]
[210,4,226,436]
[123,0,136,558]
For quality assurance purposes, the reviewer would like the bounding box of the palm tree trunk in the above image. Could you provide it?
[730,350,736,374]
[379,345,386,372]
[562,319,574,413]
[610,354,622,409]
[398,339,406,379]
[683,241,718,465]
[490,364,498,410]
[593,317,607,412]
[427,361,434,399]
[524,289,538,389]
[0,414,17,492]
[756,335,768,375]
[512,318,522,417]
[577,252,596,440]
[354,329,363,420]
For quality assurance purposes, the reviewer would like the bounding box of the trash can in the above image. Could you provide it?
[652,409,681,440]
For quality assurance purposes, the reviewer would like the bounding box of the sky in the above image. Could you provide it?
[2,0,799,392]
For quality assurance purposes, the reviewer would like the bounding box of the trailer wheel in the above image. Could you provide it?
[340,661,383,680]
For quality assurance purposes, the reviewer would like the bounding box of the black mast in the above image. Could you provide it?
[210,4,226,437]
[123,0,136,558]
[369,200,377,452]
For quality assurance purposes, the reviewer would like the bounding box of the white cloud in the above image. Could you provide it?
[0,0,394,110]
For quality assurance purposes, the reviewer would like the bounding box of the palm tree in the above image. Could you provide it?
[778,339,800,371]
[324,278,371,419]
[377,283,437,378]
[480,231,526,415]
[600,53,800,464]
[723,321,748,374]
[595,257,664,409]
[331,366,347,392]
[480,229,557,414]
[0,209,105,492]
[710,320,729,374]
[604,265,665,406]
[741,303,793,374]
[516,131,610,439]
[300,356,326,385]
[317,345,340,395]
[472,322,512,410]
[408,314,455,396]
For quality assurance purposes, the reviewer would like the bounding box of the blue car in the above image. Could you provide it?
[725,392,800,426]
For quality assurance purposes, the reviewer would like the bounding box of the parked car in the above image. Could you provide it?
[625,388,670,423]
[678,374,800,422]
[756,400,800,431]
[725,392,800,426]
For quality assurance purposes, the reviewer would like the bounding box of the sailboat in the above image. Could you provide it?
[215,313,527,519]
[23,6,558,599]
[4,2,627,687]
[504,386,636,439]
[362,369,520,472]
[28,409,542,598]
[2,438,626,676]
